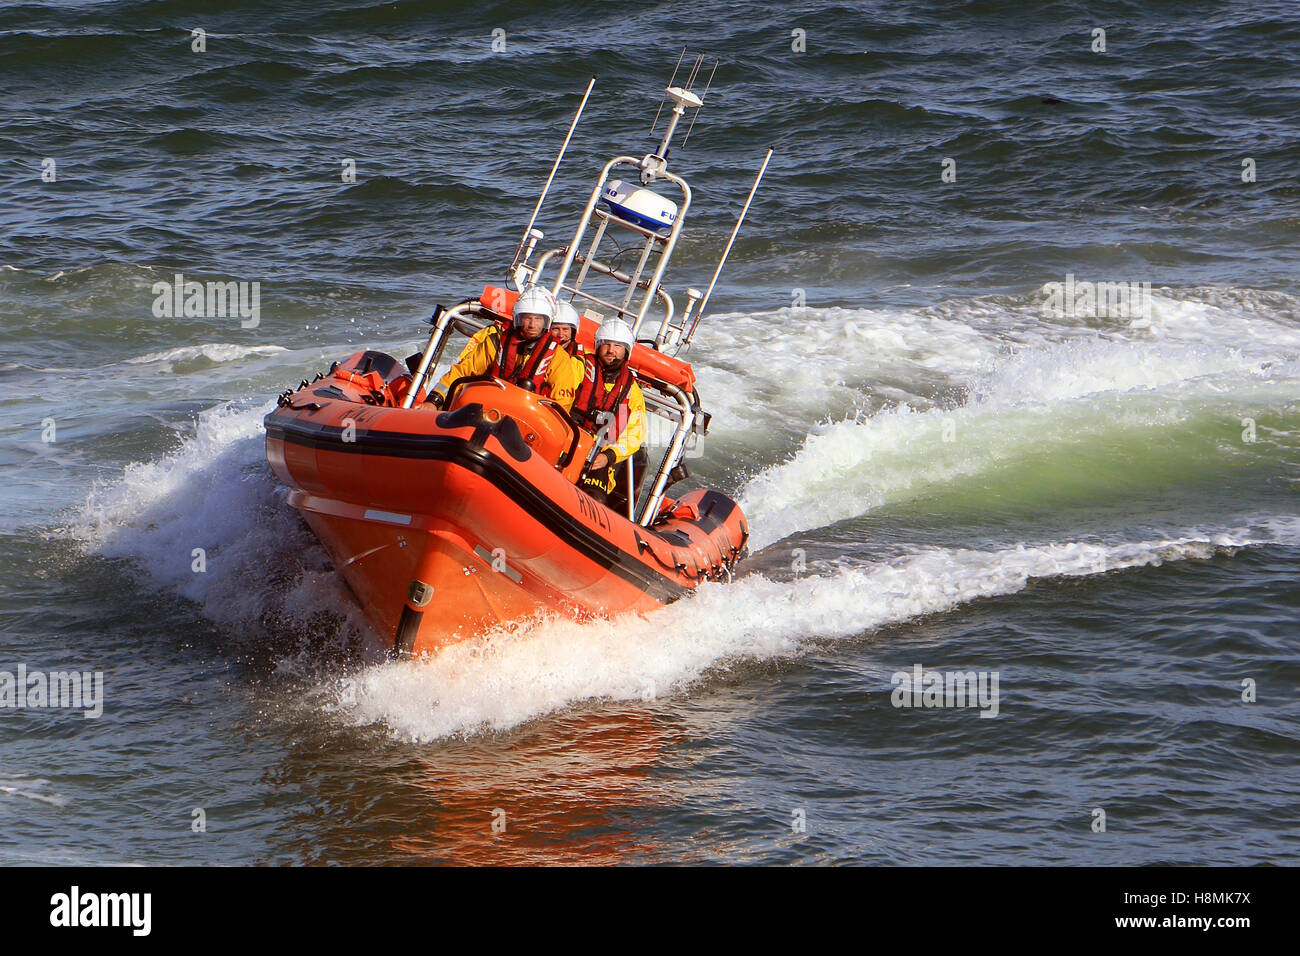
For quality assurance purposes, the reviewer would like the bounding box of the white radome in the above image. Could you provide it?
[601,179,678,232]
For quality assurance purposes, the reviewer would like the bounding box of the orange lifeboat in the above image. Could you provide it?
[264,74,768,655]
[264,322,746,656]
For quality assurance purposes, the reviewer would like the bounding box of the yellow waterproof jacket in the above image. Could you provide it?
[433,325,583,411]
[579,366,646,465]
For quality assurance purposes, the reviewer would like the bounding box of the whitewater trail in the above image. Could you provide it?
[696,285,1300,436]
[60,398,1300,742]
[326,518,1300,741]
[60,287,1300,739]
[122,343,289,366]
[726,288,1300,550]
[738,341,1294,550]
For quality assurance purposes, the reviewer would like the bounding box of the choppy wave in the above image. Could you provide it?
[122,343,289,366]
[0,776,68,808]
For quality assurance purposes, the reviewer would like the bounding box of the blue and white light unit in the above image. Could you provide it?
[600,179,678,232]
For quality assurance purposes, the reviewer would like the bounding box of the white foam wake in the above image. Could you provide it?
[736,327,1296,550]
[123,343,288,366]
[692,285,1300,442]
[328,518,1300,742]
[65,401,367,640]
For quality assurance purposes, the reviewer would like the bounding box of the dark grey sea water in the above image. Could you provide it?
[1,0,1297,864]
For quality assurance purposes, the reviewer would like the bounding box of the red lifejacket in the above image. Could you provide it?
[487,324,558,392]
[537,341,585,400]
[573,359,635,438]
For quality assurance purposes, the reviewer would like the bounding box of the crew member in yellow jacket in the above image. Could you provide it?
[550,299,588,362]
[571,318,646,504]
[430,284,583,411]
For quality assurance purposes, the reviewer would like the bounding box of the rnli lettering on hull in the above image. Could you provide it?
[574,490,611,531]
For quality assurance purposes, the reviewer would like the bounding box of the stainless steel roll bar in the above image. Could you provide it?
[636,381,694,527]
[533,247,677,335]
[401,301,482,409]
[548,156,691,343]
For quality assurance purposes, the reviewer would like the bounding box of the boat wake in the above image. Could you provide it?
[722,287,1300,549]
[65,400,374,649]
[320,517,1299,741]
[61,284,1300,740]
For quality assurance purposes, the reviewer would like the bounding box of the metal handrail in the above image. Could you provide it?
[628,168,691,340]
[637,381,694,526]
[548,156,689,342]
[401,302,487,408]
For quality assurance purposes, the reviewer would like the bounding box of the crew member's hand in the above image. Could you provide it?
[586,450,611,472]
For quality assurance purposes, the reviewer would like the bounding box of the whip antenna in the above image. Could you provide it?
[680,60,717,147]
[508,75,597,283]
[649,47,687,138]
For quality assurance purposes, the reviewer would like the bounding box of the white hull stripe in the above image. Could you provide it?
[473,544,524,584]
[363,508,413,525]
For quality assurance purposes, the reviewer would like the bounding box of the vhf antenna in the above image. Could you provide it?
[649,50,711,152]
[508,75,597,281]
[680,60,717,147]
[648,48,687,139]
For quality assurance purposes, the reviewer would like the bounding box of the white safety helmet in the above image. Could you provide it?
[594,318,635,358]
[512,285,556,328]
[552,299,580,330]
